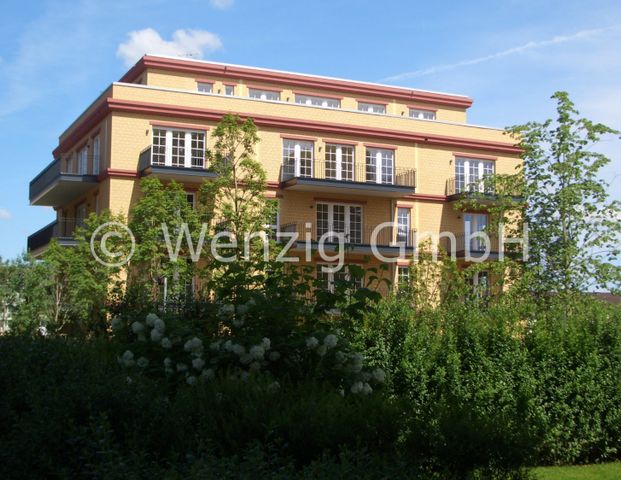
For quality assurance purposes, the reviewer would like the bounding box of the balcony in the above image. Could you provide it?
[27,218,79,254]
[441,233,500,260]
[280,160,416,197]
[30,159,98,207]
[139,148,218,182]
[278,221,416,256]
[446,176,523,201]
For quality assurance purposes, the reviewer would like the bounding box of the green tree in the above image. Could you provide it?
[508,92,621,295]
[129,178,203,302]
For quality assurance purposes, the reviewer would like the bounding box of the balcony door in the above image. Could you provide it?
[324,144,354,181]
[455,158,494,193]
[316,202,362,244]
[152,128,206,169]
[366,148,394,184]
[464,213,488,251]
[283,139,313,179]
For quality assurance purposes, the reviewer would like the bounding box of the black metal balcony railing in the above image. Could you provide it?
[278,221,416,248]
[30,157,100,203]
[280,160,416,188]
[446,176,496,197]
[27,218,81,252]
[441,233,500,256]
[138,148,211,172]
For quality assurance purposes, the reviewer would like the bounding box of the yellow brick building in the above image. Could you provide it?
[28,55,522,294]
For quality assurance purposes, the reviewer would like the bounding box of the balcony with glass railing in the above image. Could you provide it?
[280,159,416,197]
[138,147,218,181]
[30,158,99,207]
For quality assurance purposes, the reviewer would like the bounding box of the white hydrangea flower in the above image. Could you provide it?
[362,383,373,395]
[201,368,215,381]
[236,303,249,316]
[150,329,163,342]
[218,304,234,318]
[349,353,364,372]
[131,321,145,334]
[161,337,172,349]
[232,344,246,356]
[247,298,257,307]
[192,358,205,371]
[153,318,166,333]
[164,367,174,375]
[306,336,319,349]
[240,353,253,365]
[223,340,233,351]
[184,337,204,355]
[136,357,149,368]
[317,344,327,357]
[120,350,135,367]
[249,345,265,360]
[261,337,271,350]
[232,318,245,328]
[372,368,386,383]
[324,334,338,349]
[249,361,261,372]
[210,341,221,351]
[111,317,122,330]
[163,357,172,367]
[176,363,188,372]
[145,313,159,327]
[267,381,280,393]
[186,375,197,385]
[268,351,281,362]
[335,351,346,364]
[350,381,363,394]
[338,388,345,397]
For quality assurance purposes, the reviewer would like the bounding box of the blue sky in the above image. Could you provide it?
[1,0,620,259]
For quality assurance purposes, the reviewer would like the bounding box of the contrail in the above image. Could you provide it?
[382,26,618,82]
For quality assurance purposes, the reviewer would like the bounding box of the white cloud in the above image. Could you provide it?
[117,28,223,67]
[383,26,620,82]
[210,0,234,9]
[0,209,11,220]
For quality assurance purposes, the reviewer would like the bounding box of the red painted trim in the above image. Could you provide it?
[246,84,282,93]
[280,134,316,142]
[322,138,358,146]
[364,142,397,150]
[90,128,101,138]
[266,180,280,189]
[223,82,237,86]
[98,168,139,181]
[119,56,473,109]
[407,104,438,112]
[356,98,388,106]
[293,90,343,100]
[396,203,413,209]
[314,197,367,205]
[453,151,497,161]
[54,97,522,157]
[195,78,214,84]
[150,120,210,131]
[76,140,88,151]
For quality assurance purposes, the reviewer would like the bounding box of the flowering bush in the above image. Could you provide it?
[112,307,385,394]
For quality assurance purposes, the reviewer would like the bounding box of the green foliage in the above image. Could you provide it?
[507,91,621,294]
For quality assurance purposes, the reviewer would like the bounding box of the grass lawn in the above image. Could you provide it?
[534,462,621,479]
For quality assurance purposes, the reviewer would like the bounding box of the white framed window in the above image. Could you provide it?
[78,146,88,175]
[66,155,74,174]
[186,192,196,209]
[397,265,410,288]
[471,271,490,298]
[316,202,362,244]
[282,139,313,178]
[324,144,354,181]
[316,264,363,293]
[455,158,495,193]
[197,82,213,93]
[151,128,206,169]
[92,136,100,174]
[295,94,340,108]
[358,101,386,114]
[409,108,436,120]
[396,207,411,245]
[365,148,394,184]
[224,84,235,96]
[464,213,488,252]
[248,88,280,101]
